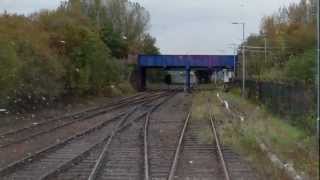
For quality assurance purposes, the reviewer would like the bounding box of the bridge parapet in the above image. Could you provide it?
[137,54,237,91]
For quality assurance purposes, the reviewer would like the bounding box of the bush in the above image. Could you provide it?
[117,82,135,95]
[0,15,66,109]
[0,39,19,107]
[285,48,316,85]
[14,41,65,108]
[0,12,120,110]
[0,0,157,111]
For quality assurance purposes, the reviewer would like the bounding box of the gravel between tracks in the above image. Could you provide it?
[174,117,225,180]
[0,92,258,180]
[0,94,144,133]
[0,92,161,168]
[46,95,168,180]
[0,106,127,168]
[48,106,150,180]
[1,111,121,180]
[148,92,192,179]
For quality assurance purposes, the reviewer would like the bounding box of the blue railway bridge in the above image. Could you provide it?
[138,54,237,91]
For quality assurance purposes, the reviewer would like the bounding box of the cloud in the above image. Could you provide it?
[133,0,300,54]
[0,0,300,54]
[0,0,64,14]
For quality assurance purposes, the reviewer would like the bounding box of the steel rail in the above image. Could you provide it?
[39,106,140,180]
[167,112,191,180]
[143,92,177,180]
[88,92,175,180]
[41,111,152,180]
[143,113,151,180]
[0,93,167,177]
[0,92,153,138]
[167,99,231,180]
[39,92,174,180]
[0,113,125,177]
[0,92,166,149]
[210,107,231,180]
[87,106,139,180]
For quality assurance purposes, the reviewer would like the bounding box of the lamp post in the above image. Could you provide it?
[232,22,246,97]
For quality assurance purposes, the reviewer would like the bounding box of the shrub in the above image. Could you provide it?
[14,41,65,108]
[0,39,19,107]
[0,0,157,111]
[285,48,316,85]
[0,15,65,109]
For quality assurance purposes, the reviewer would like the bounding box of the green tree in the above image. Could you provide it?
[141,34,159,55]
[0,39,19,106]
[244,0,317,82]
[0,0,158,110]
[285,48,316,84]
[100,25,128,58]
[81,0,151,54]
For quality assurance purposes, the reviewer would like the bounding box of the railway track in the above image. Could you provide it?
[0,92,256,180]
[145,93,191,180]
[167,109,229,180]
[0,92,166,149]
[163,98,255,180]
[0,92,147,137]
[0,92,174,180]
[86,93,173,180]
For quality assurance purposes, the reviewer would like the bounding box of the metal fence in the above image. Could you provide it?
[237,80,316,126]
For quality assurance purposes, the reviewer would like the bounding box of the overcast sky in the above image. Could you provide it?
[0,0,300,54]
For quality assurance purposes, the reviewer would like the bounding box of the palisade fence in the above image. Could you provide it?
[235,79,316,130]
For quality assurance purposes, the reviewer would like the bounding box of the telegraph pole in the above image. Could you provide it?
[232,22,246,97]
[264,37,267,64]
[242,23,246,97]
[228,43,238,77]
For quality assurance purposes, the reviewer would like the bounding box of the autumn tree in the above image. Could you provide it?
[243,0,317,84]
[0,0,158,110]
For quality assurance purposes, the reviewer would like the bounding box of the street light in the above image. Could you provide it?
[232,22,246,97]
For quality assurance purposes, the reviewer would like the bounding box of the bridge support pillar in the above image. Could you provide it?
[214,70,217,85]
[139,67,146,91]
[185,68,191,92]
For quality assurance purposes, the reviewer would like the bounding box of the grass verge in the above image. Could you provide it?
[190,89,318,179]
[220,89,319,180]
